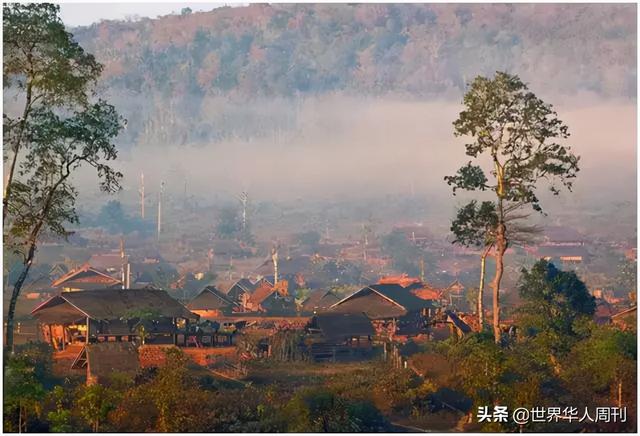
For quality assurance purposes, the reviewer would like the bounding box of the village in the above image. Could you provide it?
[3,3,637,432]
[7,198,636,390]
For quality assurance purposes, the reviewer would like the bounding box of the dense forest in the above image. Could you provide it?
[66,3,636,147]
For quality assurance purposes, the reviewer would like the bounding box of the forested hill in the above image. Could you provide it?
[69,3,635,147]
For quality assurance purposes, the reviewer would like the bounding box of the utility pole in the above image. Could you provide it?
[157,181,164,242]
[120,236,126,290]
[238,191,248,233]
[362,223,369,262]
[271,246,279,285]
[139,172,145,219]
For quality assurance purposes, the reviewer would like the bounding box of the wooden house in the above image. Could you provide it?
[226,278,257,305]
[306,312,375,362]
[301,290,340,314]
[31,289,198,349]
[188,286,238,318]
[330,283,438,338]
[244,280,297,314]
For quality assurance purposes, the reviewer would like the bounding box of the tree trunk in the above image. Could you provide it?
[5,241,37,354]
[492,223,507,344]
[4,81,33,223]
[478,244,493,330]
[6,163,73,355]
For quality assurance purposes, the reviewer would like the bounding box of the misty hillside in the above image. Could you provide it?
[69,3,636,148]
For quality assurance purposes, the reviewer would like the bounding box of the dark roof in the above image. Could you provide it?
[331,284,436,319]
[54,281,122,290]
[135,271,155,284]
[32,289,197,322]
[368,284,437,311]
[302,290,340,312]
[188,286,236,310]
[310,312,374,342]
[86,342,139,380]
[226,278,257,301]
[233,278,257,293]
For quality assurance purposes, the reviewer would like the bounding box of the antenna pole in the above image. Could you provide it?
[140,172,145,219]
[157,181,164,242]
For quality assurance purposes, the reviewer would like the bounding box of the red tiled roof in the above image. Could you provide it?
[51,263,120,288]
[378,274,422,288]
[412,287,443,301]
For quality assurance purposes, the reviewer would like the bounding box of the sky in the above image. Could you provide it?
[59,2,231,26]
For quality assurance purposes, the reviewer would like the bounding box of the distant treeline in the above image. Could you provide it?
[64,3,636,147]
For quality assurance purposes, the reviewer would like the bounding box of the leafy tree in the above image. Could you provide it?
[95,200,153,235]
[450,200,498,328]
[216,206,240,239]
[46,386,73,433]
[145,347,211,432]
[448,334,507,412]
[562,325,636,430]
[381,229,421,276]
[517,260,595,362]
[3,4,124,352]
[445,72,579,343]
[76,384,119,432]
[3,352,46,432]
[283,387,387,432]
[3,3,102,221]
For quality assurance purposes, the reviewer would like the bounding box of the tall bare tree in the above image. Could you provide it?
[445,72,579,343]
[450,200,497,329]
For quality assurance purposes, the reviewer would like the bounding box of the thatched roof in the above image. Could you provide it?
[331,284,437,319]
[32,289,197,323]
